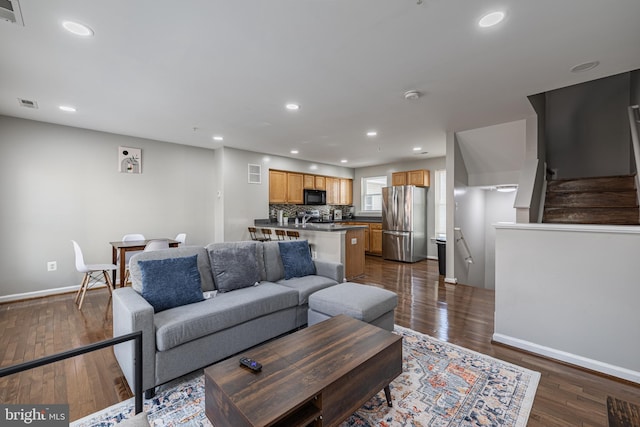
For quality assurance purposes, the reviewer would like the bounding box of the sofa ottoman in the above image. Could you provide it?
[308,282,397,331]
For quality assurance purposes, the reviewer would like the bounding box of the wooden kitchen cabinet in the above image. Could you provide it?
[304,174,327,190]
[392,170,430,187]
[303,174,315,189]
[344,228,365,279]
[326,177,340,205]
[339,179,353,205]
[314,176,326,190]
[369,223,382,255]
[269,170,304,203]
[392,172,407,186]
[269,170,288,203]
[287,173,304,204]
[408,169,430,186]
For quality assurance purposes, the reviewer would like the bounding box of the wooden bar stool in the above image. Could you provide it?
[249,227,269,242]
[286,230,300,240]
[275,229,286,240]
[261,228,273,241]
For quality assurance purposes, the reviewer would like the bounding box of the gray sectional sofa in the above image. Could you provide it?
[112,240,344,397]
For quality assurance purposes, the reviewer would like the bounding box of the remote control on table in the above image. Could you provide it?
[239,357,262,372]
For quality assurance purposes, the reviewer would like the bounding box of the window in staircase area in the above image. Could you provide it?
[362,176,387,212]
[435,169,446,236]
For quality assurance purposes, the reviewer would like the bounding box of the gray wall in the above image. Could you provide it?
[0,115,217,298]
[354,157,446,258]
[546,72,632,179]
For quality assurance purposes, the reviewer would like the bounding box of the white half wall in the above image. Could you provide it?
[494,223,640,383]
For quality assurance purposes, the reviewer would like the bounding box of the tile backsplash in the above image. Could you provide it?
[269,204,353,219]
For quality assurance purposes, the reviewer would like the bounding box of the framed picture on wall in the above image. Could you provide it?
[118,146,142,174]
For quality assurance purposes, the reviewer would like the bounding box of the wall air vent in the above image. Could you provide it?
[0,0,24,26]
[248,164,261,184]
[18,98,38,109]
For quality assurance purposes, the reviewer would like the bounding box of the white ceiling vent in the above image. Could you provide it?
[18,98,38,109]
[0,0,24,26]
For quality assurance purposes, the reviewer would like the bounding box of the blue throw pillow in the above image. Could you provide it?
[139,255,204,313]
[278,240,316,280]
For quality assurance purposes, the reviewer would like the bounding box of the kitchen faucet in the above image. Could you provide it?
[301,214,313,227]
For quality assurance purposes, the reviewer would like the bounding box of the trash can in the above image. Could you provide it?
[436,238,446,276]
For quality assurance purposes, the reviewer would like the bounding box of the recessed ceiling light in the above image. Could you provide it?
[570,61,600,73]
[366,131,377,137]
[212,135,223,141]
[478,11,505,28]
[62,21,94,36]
[290,150,299,154]
[412,147,422,151]
[404,90,421,100]
[340,159,348,163]
[59,105,76,112]
[285,103,300,111]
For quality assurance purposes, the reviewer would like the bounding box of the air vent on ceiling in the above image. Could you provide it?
[18,98,38,109]
[0,0,24,26]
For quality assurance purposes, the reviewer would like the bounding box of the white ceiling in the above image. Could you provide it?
[1,0,639,168]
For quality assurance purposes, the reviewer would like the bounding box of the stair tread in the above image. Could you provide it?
[545,190,638,208]
[543,207,640,225]
[547,175,636,192]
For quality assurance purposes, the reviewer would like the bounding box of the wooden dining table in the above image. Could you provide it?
[109,239,180,287]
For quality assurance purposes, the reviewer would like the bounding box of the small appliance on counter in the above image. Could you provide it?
[333,209,342,220]
[298,210,320,220]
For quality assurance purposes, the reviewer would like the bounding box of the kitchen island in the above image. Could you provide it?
[254,220,367,280]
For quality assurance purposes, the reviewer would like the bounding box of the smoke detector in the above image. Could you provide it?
[0,0,25,26]
[404,90,421,100]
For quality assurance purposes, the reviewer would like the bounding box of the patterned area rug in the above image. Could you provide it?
[72,326,540,427]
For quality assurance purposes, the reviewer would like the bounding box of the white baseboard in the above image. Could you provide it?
[493,333,640,384]
[426,255,438,260]
[0,283,110,304]
[444,277,457,284]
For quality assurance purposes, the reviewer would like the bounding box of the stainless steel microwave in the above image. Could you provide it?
[303,189,326,205]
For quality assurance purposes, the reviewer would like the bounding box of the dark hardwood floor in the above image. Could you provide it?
[1,255,639,425]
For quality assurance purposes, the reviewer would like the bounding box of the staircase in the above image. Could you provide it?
[543,175,640,225]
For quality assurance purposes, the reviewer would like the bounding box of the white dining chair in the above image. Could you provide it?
[144,239,170,252]
[175,233,187,245]
[72,240,116,310]
[121,233,145,285]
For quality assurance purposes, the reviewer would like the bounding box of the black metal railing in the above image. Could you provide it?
[0,331,143,415]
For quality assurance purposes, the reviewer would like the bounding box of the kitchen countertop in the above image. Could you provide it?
[254,219,368,232]
[334,217,382,223]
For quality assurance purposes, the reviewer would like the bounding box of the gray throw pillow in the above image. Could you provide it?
[209,242,261,292]
[139,255,204,313]
[278,240,316,280]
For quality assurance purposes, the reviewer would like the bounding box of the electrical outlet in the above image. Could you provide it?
[351,238,357,245]
[47,261,57,271]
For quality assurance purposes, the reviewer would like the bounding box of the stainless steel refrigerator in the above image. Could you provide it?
[382,185,428,262]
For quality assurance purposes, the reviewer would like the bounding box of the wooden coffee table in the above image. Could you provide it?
[204,315,402,427]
